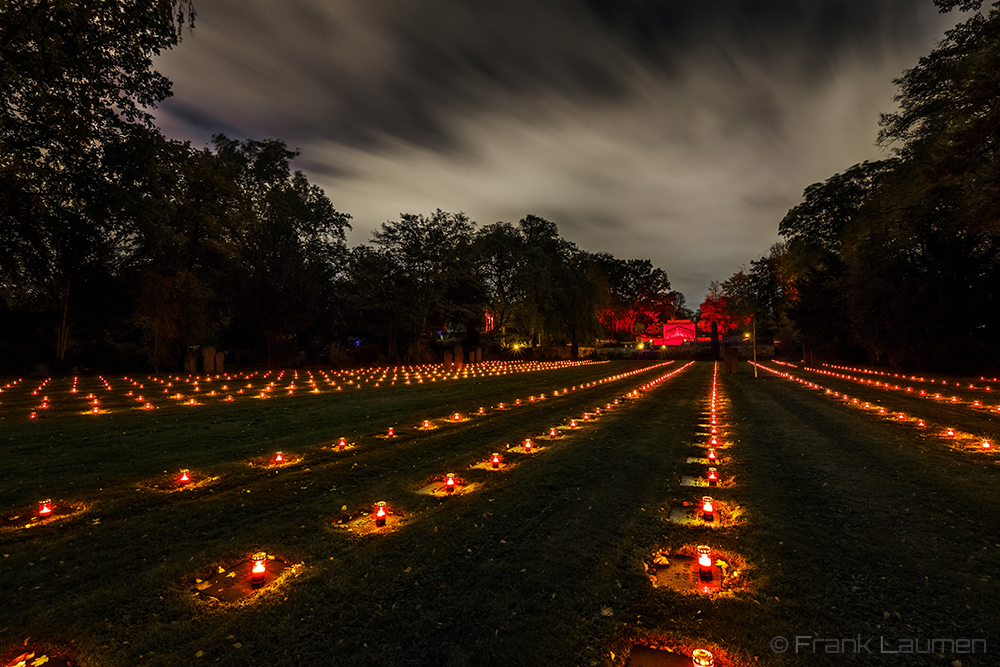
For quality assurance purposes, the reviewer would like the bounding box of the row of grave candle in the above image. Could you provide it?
[799,364,1000,413]
[20,360,671,419]
[756,362,995,451]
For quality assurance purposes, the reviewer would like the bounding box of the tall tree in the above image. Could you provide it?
[214,135,352,367]
[593,254,674,339]
[0,0,195,365]
[474,222,529,350]
[697,281,737,337]
[368,209,479,359]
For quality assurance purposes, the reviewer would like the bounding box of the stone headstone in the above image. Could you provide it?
[183,351,197,374]
[215,351,225,373]
[453,344,463,370]
[475,347,482,363]
[201,345,216,373]
[443,348,453,370]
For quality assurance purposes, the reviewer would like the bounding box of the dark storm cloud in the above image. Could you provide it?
[154,0,960,301]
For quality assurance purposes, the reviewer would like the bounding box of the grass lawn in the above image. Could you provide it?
[2,359,998,666]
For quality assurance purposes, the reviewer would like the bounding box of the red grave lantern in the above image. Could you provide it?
[37,499,52,517]
[375,501,387,527]
[445,474,456,493]
[697,545,713,579]
[707,468,718,487]
[250,552,267,587]
[491,453,500,469]
[179,469,190,484]
[702,496,714,522]
[708,449,717,461]
[524,438,533,452]
[549,428,557,438]
[387,427,394,437]
[274,452,284,464]
[338,437,347,450]
[453,413,461,421]
[691,648,715,667]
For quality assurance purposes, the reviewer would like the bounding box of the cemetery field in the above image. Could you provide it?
[2,360,999,667]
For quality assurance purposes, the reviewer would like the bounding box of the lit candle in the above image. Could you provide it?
[691,648,715,667]
[708,449,717,461]
[387,427,394,437]
[250,552,267,587]
[375,501,387,527]
[697,545,713,579]
[274,452,284,464]
[707,468,718,487]
[338,437,347,450]
[445,474,455,493]
[524,438,533,452]
[702,496,714,522]
[491,453,500,469]
[549,428,557,438]
[37,499,52,517]
[179,469,190,484]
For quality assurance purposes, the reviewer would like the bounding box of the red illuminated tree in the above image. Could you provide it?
[697,282,737,337]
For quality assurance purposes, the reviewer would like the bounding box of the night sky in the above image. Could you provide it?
[153,0,962,303]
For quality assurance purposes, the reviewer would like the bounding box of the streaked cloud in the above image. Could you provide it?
[154,0,960,301]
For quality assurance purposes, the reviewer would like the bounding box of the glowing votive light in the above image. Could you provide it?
[38,499,52,517]
[179,469,190,484]
[491,453,500,469]
[691,648,715,667]
[250,552,267,587]
[702,496,714,522]
[375,501,387,527]
[445,474,456,493]
[697,545,713,579]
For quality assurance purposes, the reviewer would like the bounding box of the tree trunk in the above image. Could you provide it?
[56,277,70,363]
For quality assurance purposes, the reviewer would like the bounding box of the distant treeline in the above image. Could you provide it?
[0,3,686,373]
[712,0,1000,373]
